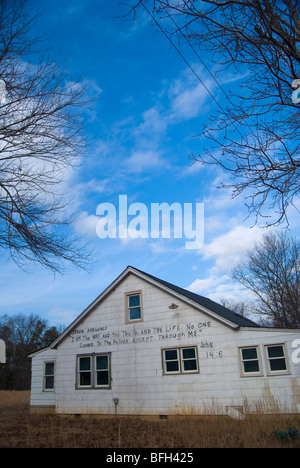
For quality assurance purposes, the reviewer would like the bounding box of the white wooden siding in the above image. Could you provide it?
[30,272,300,415]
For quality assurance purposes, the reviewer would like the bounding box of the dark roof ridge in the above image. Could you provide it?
[129,266,260,328]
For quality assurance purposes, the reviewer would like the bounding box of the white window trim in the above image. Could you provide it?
[239,346,263,378]
[239,343,290,377]
[264,343,290,376]
[163,348,180,374]
[76,353,111,389]
[162,346,199,375]
[43,360,55,392]
[125,291,143,323]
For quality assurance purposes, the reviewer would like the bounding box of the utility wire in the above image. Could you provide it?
[140,2,224,114]
[165,8,236,108]
[141,1,247,140]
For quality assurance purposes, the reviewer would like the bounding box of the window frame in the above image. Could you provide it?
[76,353,111,389]
[163,348,180,374]
[95,354,110,388]
[125,291,143,323]
[162,346,199,375]
[78,355,92,387]
[265,343,289,376]
[43,361,55,391]
[239,346,262,377]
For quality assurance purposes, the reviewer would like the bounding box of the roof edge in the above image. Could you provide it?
[50,266,133,348]
[128,266,241,329]
[50,265,254,349]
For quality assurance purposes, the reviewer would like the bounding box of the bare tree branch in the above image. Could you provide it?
[129,0,300,225]
[0,0,91,271]
[232,232,300,327]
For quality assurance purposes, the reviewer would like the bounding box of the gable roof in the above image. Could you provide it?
[130,267,259,328]
[50,265,259,349]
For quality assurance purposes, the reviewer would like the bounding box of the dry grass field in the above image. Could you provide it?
[0,391,300,448]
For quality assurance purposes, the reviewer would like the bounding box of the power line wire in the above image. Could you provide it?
[165,9,235,107]
[141,2,247,140]
[140,2,224,113]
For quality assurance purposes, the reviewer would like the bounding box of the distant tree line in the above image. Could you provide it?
[0,314,62,390]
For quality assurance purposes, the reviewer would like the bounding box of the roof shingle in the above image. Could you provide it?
[130,266,260,328]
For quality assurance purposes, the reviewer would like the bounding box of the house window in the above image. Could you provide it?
[240,347,261,376]
[77,354,111,389]
[162,346,199,375]
[164,348,180,373]
[78,356,92,387]
[265,344,288,374]
[96,354,109,387]
[44,362,55,391]
[182,347,198,372]
[125,292,142,322]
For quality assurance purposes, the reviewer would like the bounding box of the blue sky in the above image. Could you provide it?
[1,0,299,327]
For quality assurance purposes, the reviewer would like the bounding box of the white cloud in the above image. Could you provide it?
[202,225,265,273]
[170,81,213,121]
[124,149,165,173]
[74,211,98,237]
[149,242,170,254]
[188,271,256,304]
[80,64,216,188]
[187,225,267,304]
[167,65,215,122]
[75,178,110,196]
[135,107,167,137]
[189,275,223,294]
[118,66,215,178]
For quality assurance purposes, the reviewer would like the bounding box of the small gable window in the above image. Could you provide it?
[125,292,143,323]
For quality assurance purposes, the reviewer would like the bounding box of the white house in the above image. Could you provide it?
[0,339,5,364]
[29,266,300,416]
